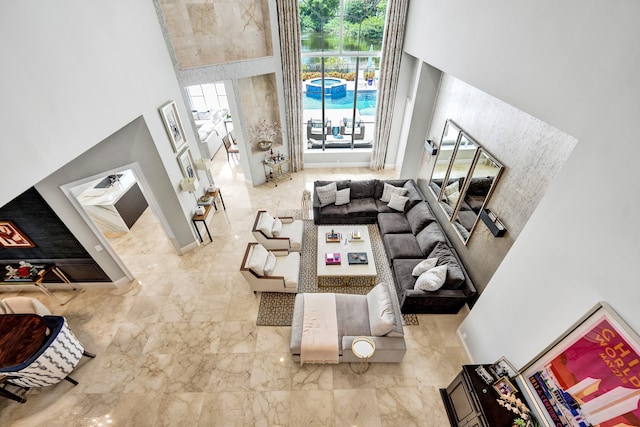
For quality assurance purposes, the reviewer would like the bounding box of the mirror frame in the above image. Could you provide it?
[428,119,505,245]
[451,149,504,243]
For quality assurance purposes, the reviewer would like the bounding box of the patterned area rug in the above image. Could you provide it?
[256,211,419,327]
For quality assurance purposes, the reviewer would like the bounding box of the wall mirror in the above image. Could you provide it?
[428,119,504,244]
[452,149,503,243]
[428,120,460,199]
[436,132,479,220]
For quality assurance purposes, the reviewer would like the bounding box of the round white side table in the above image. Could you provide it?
[350,336,375,374]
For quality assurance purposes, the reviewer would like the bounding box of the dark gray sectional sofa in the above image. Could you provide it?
[313,179,477,314]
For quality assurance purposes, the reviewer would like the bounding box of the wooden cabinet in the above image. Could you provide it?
[441,365,520,427]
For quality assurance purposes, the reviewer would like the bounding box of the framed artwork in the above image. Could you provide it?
[494,376,517,396]
[159,101,187,153]
[0,220,36,248]
[490,356,518,379]
[520,302,640,427]
[177,148,196,179]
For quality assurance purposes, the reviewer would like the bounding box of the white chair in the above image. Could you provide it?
[252,210,304,252]
[0,297,51,315]
[240,242,300,293]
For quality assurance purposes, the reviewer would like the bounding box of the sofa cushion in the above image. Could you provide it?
[427,241,466,289]
[347,198,378,217]
[416,222,446,255]
[349,179,376,199]
[406,202,436,234]
[387,194,409,211]
[317,179,350,190]
[402,180,424,212]
[320,203,349,218]
[335,188,351,206]
[377,213,412,235]
[383,233,424,260]
[271,217,283,237]
[414,265,448,291]
[366,283,396,336]
[317,182,337,207]
[380,183,408,203]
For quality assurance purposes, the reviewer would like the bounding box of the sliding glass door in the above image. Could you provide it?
[300,0,387,151]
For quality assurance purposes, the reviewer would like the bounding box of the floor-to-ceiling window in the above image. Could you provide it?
[300,0,387,151]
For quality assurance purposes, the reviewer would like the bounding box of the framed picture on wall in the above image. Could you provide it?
[520,302,640,427]
[177,148,196,179]
[159,100,187,153]
[0,220,36,248]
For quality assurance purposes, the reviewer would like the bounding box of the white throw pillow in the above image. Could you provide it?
[316,182,337,207]
[412,258,438,276]
[446,190,460,207]
[366,283,396,336]
[414,265,448,291]
[271,218,283,237]
[247,244,269,276]
[263,251,277,276]
[387,193,409,211]
[444,181,459,197]
[380,183,408,203]
[335,188,351,206]
[258,212,275,238]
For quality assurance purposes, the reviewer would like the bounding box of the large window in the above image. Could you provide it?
[300,0,387,150]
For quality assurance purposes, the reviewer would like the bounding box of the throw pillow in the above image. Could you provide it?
[366,284,396,336]
[271,218,283,237]
[263,251,276,276]
[258,212,275,238]
[412,257,438,276]
[414,265,448,291]
[335,188,351,206]
[247,244,269,276]
[446,190,460,207]
[316,182,337,207]
[444,180,459,197]
[380,183,408,203]
[387,193,409,212]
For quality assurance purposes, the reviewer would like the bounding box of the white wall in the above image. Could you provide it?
[403,0,640,368]
[0,1,204,279]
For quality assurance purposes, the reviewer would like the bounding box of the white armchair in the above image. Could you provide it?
[0,297,51,315]
[252,210,303,252]
[240,242,300,293]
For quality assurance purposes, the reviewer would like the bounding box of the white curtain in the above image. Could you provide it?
[276,0,304,172]
[370,0,410,170]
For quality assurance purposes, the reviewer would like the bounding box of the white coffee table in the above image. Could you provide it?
[317,225,377,287]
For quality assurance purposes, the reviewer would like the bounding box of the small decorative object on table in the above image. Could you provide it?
[4,262,41,281]
[475,366,494,385]
[326,232,341,243]
[349,230,362,241]
[325,253,341,265]
[347,252,368,265]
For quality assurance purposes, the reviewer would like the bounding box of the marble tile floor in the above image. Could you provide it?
[0,148,470,426]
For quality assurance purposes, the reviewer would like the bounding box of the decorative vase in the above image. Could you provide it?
[258,140,272,151]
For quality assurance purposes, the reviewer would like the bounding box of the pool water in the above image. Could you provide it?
[303,90,377,115]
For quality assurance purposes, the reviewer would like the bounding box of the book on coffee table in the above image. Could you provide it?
[347,252,368,265]
[325,252,341,265]
[325,232,341,243]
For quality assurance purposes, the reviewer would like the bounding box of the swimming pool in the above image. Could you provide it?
[305,78,347,98]
[303,90,377,115]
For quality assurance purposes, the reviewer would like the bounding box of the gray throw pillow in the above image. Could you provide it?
[316,182,337,207]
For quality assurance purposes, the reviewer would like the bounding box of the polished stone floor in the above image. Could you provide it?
[0,148,469,426]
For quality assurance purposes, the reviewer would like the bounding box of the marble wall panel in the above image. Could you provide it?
[418,74,577,292]
[160,0,273,69]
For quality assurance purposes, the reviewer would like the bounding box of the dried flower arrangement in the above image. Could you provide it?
[497,393,541,427]
[248,119,281,144]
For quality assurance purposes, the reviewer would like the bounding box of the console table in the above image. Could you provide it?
[440,365,527,427]
[191,189,225,243]
[1,264,78,305]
